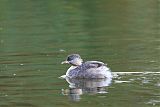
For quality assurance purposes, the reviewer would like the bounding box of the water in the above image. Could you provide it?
[0,0,160,107]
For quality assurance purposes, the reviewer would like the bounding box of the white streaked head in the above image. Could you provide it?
[61,54,83,66]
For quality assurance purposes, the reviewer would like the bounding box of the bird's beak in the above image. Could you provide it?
[61,61,69,64]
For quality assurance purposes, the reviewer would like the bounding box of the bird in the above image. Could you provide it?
[61,54,112,79]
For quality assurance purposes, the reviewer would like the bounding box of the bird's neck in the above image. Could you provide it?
[71,63,82,66]
[71,60,83,66]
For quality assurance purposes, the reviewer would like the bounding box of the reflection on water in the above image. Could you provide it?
[61,72,160,104]
[62,78,112,101]
[0,0,159,107]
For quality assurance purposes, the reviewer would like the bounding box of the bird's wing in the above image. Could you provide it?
[83,61,107,68]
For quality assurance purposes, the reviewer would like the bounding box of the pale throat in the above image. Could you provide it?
[76,60,82,66]
[71,59,83,66]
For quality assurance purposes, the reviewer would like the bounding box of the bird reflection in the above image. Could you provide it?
[61,77,112,101]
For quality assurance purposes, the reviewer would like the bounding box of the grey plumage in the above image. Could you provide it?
[62,54,112,79]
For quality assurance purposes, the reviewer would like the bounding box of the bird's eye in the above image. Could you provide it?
[67,54,80,61]
[67,57,71,61]
[67,56,73,61]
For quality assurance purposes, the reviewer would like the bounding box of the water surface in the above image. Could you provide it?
[0,0,160,107]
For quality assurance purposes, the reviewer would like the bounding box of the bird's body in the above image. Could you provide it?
[61,54,112,79]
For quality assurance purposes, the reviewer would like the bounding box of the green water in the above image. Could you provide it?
[0,0,160,107]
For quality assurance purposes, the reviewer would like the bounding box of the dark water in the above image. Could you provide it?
[0,0,160,107]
